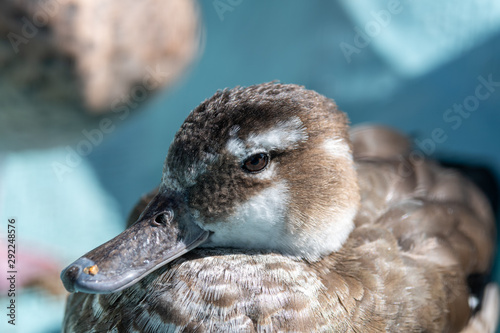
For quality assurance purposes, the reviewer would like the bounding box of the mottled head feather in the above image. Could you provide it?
[162,82,360,260]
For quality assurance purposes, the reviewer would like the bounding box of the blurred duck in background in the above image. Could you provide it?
[0,0,201,149]
[0,0,201,331]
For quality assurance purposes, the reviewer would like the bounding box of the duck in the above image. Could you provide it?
[61,82,498,332]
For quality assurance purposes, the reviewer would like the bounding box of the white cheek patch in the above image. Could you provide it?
[203,181,290,250]
[203,179,356,260]
[226,116,308,160]
[323,137,352,161]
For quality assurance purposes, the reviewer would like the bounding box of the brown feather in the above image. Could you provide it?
[63,84,497,332]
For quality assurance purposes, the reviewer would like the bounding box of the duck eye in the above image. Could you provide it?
[242,153,269,173]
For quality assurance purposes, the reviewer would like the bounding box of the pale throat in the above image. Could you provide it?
[201,181,291,250]
[201,179,356,261]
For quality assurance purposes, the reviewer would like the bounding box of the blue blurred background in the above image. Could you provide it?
[1,1,499,332]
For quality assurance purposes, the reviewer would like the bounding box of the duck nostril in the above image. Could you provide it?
[152,210,174,226]
[154,214,165,225]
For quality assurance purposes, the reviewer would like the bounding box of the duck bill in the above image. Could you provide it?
[60,190,209,294]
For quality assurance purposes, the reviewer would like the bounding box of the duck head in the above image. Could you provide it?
[61,83,360,294]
